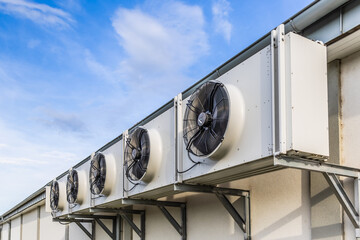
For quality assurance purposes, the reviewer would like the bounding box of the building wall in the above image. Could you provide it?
[39,205,65,240]
[129,168,310,240]
[22,209,37,240]
[10,217,20,240]
[340,49,360,240]
[1,222,10,240]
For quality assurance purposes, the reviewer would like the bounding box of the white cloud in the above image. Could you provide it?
[84,49,122,84]
[112,1,208,85]
[212,0,232,42]
[0,0,73,28]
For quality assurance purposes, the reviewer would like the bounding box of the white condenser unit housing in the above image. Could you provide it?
[123,100,176,199]
[177,29,328,185]
[90,139,124,208]
[46,177,68,217]
[66,161,91,214]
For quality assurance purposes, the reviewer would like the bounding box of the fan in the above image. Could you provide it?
[183,80,230,157]
[89,153,107,195]
[124,127,151,183]
[50,181,60,211]
[66,169,79,204]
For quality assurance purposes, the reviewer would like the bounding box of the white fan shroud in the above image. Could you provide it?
[53,181,67,212]
[89,152,116,196]
[70,170,87,205]
[125,128,162,183]
[140,128,162,182]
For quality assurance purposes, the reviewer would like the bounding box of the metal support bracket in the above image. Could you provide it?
[89,208,146,240]
[174,183,251,240]
[122,198,186,240]
[53,218,95,240]
[323,173,360,233]
[275,155,360,238]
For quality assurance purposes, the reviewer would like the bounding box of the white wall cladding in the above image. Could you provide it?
[69,222,91,240]
[95,219,113,240]
[129,168,310,240]
[9,217,20,240]
[39,206,65,240]
[340,49,360,240]
[341,50,360,169]
[1,222,10,240]
[22,210,37,240]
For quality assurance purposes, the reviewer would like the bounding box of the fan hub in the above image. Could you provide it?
[132,148,141,160]
[197,112,212,127]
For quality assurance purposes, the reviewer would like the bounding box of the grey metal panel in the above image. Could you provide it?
[343,0,360,32]
[302,0,360,43]
[303,9,341,43]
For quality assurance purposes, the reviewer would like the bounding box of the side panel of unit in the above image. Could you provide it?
[10,217,20,240]
[22,209,37,240]
[127,107,176,197]
[286,32,329,156]
[181,46,273,184]
[39,205,65,240]
[94,139,124,208]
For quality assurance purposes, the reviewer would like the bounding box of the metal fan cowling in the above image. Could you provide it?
[50,180,66,211]
[66,169,87,205]
[183,80,245,160]
[124,127,162,184]
[89,152,116,196]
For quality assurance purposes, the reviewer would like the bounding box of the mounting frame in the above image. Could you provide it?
[275,155,360,238]
[121,198,186,240]
[173,183,251,240]
[53,208,145,240]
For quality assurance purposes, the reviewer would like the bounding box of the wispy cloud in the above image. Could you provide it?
[0,0,74,28]
[212,0,232,42]
[112,1,209,87]
[39,109,88,134]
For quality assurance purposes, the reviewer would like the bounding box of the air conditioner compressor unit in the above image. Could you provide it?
[45,176,68,217]
[177,29,329,185]
[89,139,124,208]
[65,161,91,214]
[123,100,176,199]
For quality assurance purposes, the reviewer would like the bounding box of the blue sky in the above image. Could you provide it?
[0,0,313,214]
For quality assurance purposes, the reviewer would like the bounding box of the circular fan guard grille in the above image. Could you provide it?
[124,127,150,183]
[50,181,59,211]
[67,169,79,204]
[183,80,230,157]
[89,153,106,195]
